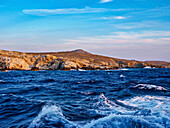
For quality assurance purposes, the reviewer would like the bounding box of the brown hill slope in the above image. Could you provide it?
[145,61,170,68]
[0,49,164,71]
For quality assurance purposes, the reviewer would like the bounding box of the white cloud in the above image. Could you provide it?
[63,31,170,45]
[22,7,129,16]
[129,6,170,18]
[95,16,126,20]
[113,16,126,19]
[100,0,113,3]
[115,21,170,30]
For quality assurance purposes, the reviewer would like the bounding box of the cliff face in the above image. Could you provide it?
[0,49,164,71]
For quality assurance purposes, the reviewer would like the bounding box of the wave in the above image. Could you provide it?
[117,95,170,128]
[29,105,78,128]
[28,94,170,128]
[131,84,168,91]
[117,95,170,113]
[39,78,56,83]
[144,66,152,69]
[80,91,101,95]
[83,94,169,128]
[81,94,169,128]
[84,114,163,128]
[81,93,129,116]
[96,93,119,109]
[76,80,104,84]
[120,74,125,78]
[0,80,4,83]
[120,68,129,71]
[78,69,86,71]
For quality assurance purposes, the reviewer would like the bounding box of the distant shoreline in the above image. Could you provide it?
[0,49,169,71]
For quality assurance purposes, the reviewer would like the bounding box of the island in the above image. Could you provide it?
[0,49,169,71]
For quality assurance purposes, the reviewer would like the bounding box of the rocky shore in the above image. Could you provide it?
[0,49,165,71]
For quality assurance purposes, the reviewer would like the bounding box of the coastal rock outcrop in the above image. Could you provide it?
[0,56,30,70]
[0,49,164,71]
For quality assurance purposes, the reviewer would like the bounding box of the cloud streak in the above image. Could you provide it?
[63,31,170,45]
[99,0,113,3]
[22,7,130,16]
[94,16,127,20]
[129,6,170,18]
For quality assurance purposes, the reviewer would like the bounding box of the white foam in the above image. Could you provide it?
[132,84,167,91]
[70,69,76,71]
[118,95,170,115]
[91,93,130,116]
[78,69,86,71]
[28,95,170,128]
[144,66,152,69]
[0,80,4,83]
[84,114,163,128]
[29,105,78,128]
[121,68,129,71]
[97,93,118,109]
[120,74,125,78]
[86,95,170,128]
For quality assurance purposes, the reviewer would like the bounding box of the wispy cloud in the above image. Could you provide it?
[22,7,130,16]
[95,16,127,20]
[115,20,170,30]
[61,30,170,61]
[112,16,126,19]
[129,6,170,18]
[99,0,113,3]
[63,31,170,45]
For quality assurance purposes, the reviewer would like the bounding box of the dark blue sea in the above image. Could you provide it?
[0,68,169,128]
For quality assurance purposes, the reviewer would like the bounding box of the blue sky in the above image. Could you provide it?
[0,0,170,61]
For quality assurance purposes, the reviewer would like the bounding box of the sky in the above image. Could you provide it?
[0,0,170,61]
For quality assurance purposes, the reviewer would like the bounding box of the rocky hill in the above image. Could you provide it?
[0,49,165,71]
[145,61,170,68]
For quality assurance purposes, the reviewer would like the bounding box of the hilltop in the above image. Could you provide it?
[0,49,167,71]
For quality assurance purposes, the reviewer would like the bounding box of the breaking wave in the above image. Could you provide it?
[132,84,167,91]
[29,105,78,128]
[29,94,170,128]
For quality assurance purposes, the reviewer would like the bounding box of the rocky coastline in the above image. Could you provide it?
[0,49,165,71]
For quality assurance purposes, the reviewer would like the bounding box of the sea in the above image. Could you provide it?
[0,68,169,128]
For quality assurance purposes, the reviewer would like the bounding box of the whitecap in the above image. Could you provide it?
[88,95,170,128]
[121,68,129,71]
[91,93,129,116]
[118,95,170,111]
[0,80,4,83]
[70,69,77,71]
[29,105,78,128]
[28,95,170,128]
[78,69,86,71]
[144,66,152,69]
[120,74,125,78]
[97,93,119,109]
[90,94,170,128]
[132,84,167,91]
[84,114,163,128]
[117,95,170,127]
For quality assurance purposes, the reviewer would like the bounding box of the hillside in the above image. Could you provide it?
[0,49,165,71]
[145,61,170,68]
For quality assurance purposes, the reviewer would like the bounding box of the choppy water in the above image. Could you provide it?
[0,68,169,128]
